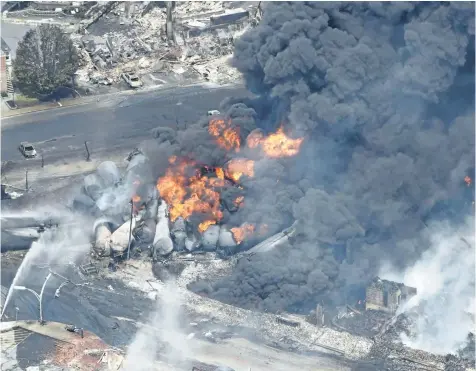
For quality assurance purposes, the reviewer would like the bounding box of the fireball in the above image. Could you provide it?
[231,224,255,244]
[247,126,304,158]
[225,158,255,182]
[208,118,241,152]
[157,157,224,229]
[261,126,304,158]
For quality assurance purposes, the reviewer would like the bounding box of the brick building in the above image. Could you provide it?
[365,277,417,314]
[0,38,12,96]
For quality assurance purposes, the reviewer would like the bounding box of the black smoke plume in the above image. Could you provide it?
[185,1,475,314]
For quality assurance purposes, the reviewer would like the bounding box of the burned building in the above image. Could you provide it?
[365,277,417,314]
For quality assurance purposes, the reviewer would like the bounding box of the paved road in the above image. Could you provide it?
[1,262,352,371]
[1,262,152,347]
[1,85,249,163]
[0,22,33,58]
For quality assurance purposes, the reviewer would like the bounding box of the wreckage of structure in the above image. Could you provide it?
[365,277,417,315]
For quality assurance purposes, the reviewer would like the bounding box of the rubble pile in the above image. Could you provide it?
[354,312,475,371]
[364,340,446,371]
[114,261,375,361]
[73,1,254,87]
[334,309,392,338]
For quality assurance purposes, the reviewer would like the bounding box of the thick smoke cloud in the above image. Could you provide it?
[381,218,475,355]
[185,1,476,315]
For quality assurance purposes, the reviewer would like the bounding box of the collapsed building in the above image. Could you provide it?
[71,1,258,86]
[365,277,417,315]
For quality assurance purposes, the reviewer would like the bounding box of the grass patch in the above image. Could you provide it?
[12,94,40,108]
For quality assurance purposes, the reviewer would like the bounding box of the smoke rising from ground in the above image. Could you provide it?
[380,218,475,355]
[182,0,475,319]
[123,283,193,370]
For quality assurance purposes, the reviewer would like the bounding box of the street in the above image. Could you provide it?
[0,21,32,59]
[1,84,249,163]
[1,260,152,347]
[1,261,352,371]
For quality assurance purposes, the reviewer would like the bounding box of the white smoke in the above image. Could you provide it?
[123,283,193,370]
[28,219,91,266]
[2,212,92,318]
[380,217,475,354]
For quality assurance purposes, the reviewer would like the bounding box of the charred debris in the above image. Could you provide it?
[71,1,259,87]
[4,1,259,87]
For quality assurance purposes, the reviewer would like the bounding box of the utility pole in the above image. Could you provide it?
[84,141,91,161]
[11,272,52,324]
[12,81,15,107]
[127,199,134,260]
[25,169,29,192]
[166,1,176,44]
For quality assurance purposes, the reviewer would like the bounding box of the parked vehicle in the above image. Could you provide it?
[121,72,143,88]
[207,110,221,116]
[19,142,37,158]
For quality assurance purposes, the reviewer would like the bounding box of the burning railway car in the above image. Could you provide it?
[77,117,306,258]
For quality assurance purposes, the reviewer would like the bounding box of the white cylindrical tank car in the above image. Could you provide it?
[83,173,104,201]
[218,226,237,248]
[93,219,112,256]
[97,161,121,187]
[185,235,199,252]
[171,217,187,250]
[110,219,136,254]
[152,201,174,258]
[201,225,220,251]
[135,218,156,244]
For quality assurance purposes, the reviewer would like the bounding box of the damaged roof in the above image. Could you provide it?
[368,276,415,293]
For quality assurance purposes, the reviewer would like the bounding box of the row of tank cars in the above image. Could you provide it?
[71,148,170,260]
[71,143,246,261]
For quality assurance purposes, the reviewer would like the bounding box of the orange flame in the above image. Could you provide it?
[247,126,304,158]
[465,176,472,186]
[198,220,216,233]
[261,127,304,158]
[225,158,255,182]
[131,180,143,214]
[157,157,223,228]
[209,118,241,152]
[231,224,255,244]
[246,130,264,148]
[216,167,225,179]
[234,196,244,207]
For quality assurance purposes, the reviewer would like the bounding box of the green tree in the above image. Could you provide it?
[13,24,80,98]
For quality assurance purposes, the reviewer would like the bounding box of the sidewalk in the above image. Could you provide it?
[1,81,237,120]
[1,90,132,119]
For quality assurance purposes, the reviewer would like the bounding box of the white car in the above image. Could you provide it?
[19,142,37,158]
[121,73,143,88]
[207,110,221,116]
